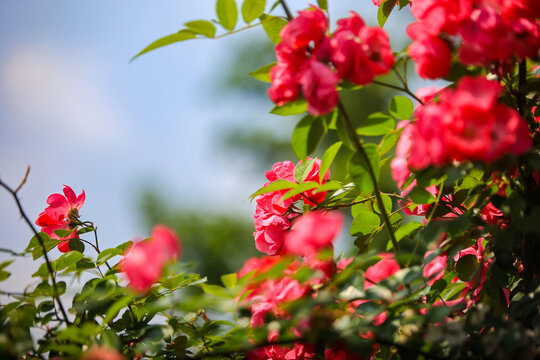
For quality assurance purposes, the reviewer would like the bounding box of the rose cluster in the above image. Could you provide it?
[391,76,532,187]
[239,250,401,359]
[36,185,86,253]
[268,7,394,116]
[405,0,540,78]
[254,159,331,256]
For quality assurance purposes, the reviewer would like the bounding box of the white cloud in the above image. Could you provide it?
[0,43,125,147]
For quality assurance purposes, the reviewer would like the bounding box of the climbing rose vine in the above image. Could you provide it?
[1,1,539,359]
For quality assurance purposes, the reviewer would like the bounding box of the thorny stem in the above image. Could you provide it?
[337,102,400,252]
[0,168,71,325]
[279,0,294,20]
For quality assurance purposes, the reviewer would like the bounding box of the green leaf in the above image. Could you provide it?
[116,241,132,252]
[241,0,266,23]
[56,252,84,271]
[131,30,197,61]
[408,187,436,204]
[319,142,342,182]
[32,263,50,278]
[373,193,392,214]
[221,273,238,289]
[389,96,414,120]
[394,222,423,242]
[356,112,395,136]
[456,254,479,282]
[260,14,288,44]
[281,182,319,201]
[250,179,297,199]
[377,0,397,27]
[314,181,343,193]
[217,0,238,31]
[398,0,411,9]
[294,158,316,183]
[349,144,380,194]
[292,115,327,159]
[379,128,403,155]
[100,329,121,350]
[350,211,380,236]
[249,62,275,83]
[76,227,94,235]
[68,238,85,253]
[351,202,370,218]
[202,284,231,298]
[184,20,216,37]
[271,100,307,116]
[27,232,61,261]
[54,229,75,238]
[96,248,123,265]
[101,294,135,327]
[317,0,328,10]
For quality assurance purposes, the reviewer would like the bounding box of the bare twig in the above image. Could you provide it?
[0,171,71,325]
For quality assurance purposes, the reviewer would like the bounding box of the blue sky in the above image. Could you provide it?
[0,1,415,291]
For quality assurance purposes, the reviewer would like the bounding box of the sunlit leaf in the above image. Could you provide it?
[242,0,266,23]
[356,112,395,136]
[260,14,287,44]
[217,0,239,31]
[185,20,216,37]
[350,211,380,236]
[319,142,342,182]
[249,62,275,83]
[250,179,297,199]
[270,100,307,116]
[389,96,414,120]
[131,30,197,61]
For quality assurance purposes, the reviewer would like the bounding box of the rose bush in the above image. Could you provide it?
[1,0,539,359]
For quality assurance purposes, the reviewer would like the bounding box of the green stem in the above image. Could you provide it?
[337,101,399,252]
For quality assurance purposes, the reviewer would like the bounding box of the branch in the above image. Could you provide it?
[279,0,294,20]
[337,102,399,252]
[0,169,71,325]
[372,80,424,105]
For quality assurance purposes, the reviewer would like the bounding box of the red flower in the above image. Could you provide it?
[121,225,182,292]
[407,35,452,79]
[35,185,85,253]
[279,6,328,51]
[399,76,532,171]
[364,253,400,289]
[299,59,339,116]
[330,12,394,85]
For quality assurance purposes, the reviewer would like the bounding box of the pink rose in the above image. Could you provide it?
[121,225,182,292]
[279,6,328,51]
[283,211,343,257]
[407,35,451,79]
[35,185,85,253]
[299,59,339,116]
[423,251,447,286]
[330,12,394,85]
[364,253,400,289]
[268,62,300,106]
